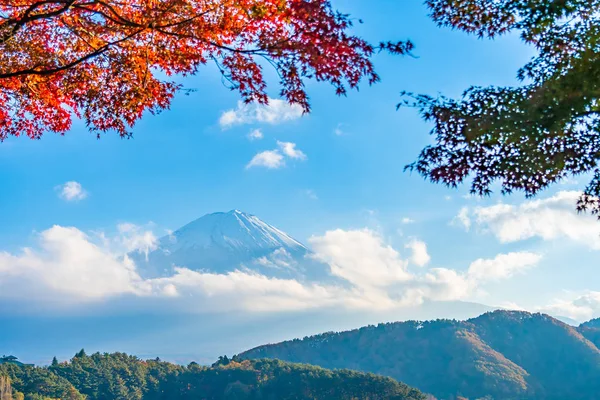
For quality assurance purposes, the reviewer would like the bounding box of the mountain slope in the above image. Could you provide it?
[470,310,600,399]
[578,318,600,350]
[581,318,600,329]
[240,318,529,399]
[239,310,600,400]
[133,210,323,279]
[0,352,426,400]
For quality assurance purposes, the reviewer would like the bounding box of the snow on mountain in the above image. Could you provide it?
[132,210,324,279]
[166,210,306,253]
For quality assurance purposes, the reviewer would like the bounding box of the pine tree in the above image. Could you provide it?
[74,349,87,359]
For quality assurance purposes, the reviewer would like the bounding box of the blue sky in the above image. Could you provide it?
[1,0,599,330]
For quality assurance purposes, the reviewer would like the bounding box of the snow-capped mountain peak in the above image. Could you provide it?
[133,210,313,278]
[167,209,307,252]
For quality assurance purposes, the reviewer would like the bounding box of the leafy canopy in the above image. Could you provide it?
[0,351,425,400]
[0,0,411,139]
[405,0,600,216]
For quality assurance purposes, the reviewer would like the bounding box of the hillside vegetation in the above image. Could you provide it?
[240,310,600,400]
[0,351,424,400]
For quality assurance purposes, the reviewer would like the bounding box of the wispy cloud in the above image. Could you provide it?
[247,129,263,141]
[456,191,600,249]
[405,239,430,267]
[539,291,600,321]
[56,181,88,202]
[246,150,285,169]
[219,98,304,128]
[305,189,318,200]
[115,223,158,261]
[334,123,345,136]
[467,252,542,283]
[246,142,307,169]
[452,207,471,231]
[277,141,307,160]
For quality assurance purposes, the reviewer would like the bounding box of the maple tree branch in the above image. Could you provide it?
[154,26,284,56]
[0,0,75,44]
[73,3,139,27]
[61,19,102,51]
[73,1,216,31]
[0,28,143,78]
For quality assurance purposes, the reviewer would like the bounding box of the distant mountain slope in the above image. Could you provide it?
[470,311,600,399]
[578,318,600,350]
[132,210,327,279]
[240,318,529,399]
[580,317,600,329]
[0,352,425,400]
[239,310,600,400]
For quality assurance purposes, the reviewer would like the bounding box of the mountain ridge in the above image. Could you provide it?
[132,210,318,279]
[170,210,307,252]
[239,310,600,400]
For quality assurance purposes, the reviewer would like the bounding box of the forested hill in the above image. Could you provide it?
[0,351,425,400]
[240,310,600,400]
[578,318,600,353]
[581,318,600,329]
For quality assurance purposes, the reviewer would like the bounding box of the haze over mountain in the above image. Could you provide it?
[240,310,600,400]
[132,210,326,280]
[6,310,600,400]
[2,209,507,366]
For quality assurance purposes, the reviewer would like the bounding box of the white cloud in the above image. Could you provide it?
[277,141,307,160]
[309,229,412,288]
[496,301,528,312]
[405,239,431,267]
[401,218,415,224]
[247,129,264,141]
[467,252,542,282]
[254,248,297,271]
[461,191,600,249]
[309,229,450,306]
[309,229,540,307]
[219,98,304,128]
[0,225,347,312]
[412,251,541,304]
[0,226,143,301]
[540,291,600,321]
[0,224,541,314]
[453,206,471,231]
[246,150,285,169]
[116,223,158,261]
[334,123,345,136]
[246,142,306,169]
[150,268,352,312]
[421,268,475,302]
[56,181,88,202]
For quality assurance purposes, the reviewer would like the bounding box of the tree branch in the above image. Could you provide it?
[0,28,143,78]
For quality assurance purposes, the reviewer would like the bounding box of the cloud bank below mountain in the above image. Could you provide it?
[0,222,542,316]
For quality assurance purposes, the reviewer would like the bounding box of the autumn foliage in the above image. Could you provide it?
[0,0,411,139]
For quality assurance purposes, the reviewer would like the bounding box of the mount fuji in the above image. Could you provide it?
[132,210,326,280]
